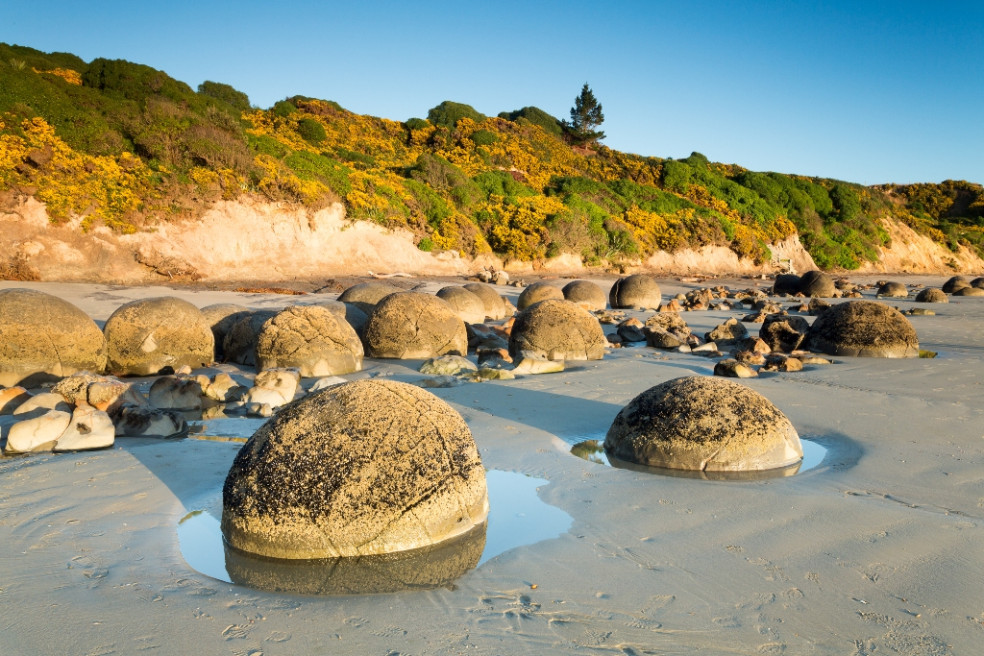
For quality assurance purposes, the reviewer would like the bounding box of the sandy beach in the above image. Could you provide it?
[1,275,982,655]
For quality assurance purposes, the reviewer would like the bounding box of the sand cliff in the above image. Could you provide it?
[1,196,981,283]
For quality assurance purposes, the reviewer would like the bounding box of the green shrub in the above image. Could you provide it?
[272,100,296,117]
[498,106,564,137]
[404,117,430,131]
[297,117,326,144]
[426,100,486,128]
[284,150,352,195]
[197,81,250,111]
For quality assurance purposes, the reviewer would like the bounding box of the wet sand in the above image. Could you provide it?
[1,275,982,655]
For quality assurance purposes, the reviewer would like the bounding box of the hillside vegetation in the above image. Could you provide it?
[2,43,982,270]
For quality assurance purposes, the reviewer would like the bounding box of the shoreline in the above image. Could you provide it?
[1,276,982,655]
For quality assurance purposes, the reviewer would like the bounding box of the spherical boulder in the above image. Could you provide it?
[337,281,403,314]
[609,274,661,309]
[256,305,363,377]
[604,376,802,472]
[562,280,607,311]
[364,292,467,359]
[509,299,607,361]
[462,282,507,320]
[941,275,970,294]
[103,297,214,376]
[798,270,837,298]
[221,379,488,559]
[972,277,984,290]
[200,303,250,360]
[915,288,948,303]
[0,288,107,387]
[771,274,801,296]
[436,286,487,324]
[876,281,908,298]
[805,300,918,357]
[222,310,277,366]
[516,282,564,311]
[953,286,984,297]
[759,314,810,353]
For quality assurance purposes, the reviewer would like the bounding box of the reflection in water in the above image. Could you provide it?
[571,438,828,481]
[178,470,572,595]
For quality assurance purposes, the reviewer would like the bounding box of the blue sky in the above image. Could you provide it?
[3,1,982,185]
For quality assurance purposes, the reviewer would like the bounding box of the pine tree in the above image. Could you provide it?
[563,83,605,145]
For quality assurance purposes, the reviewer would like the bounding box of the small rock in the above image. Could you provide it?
[713,359,758,378]
[420,355,478,376]
[0,387,31,415]
[308,376,349,392]
[114,406,187,438]
[4,409,72,454]
[149,376,205,411]
[512,357,565,375]
[54,405,115,452]
[13,392,73,416]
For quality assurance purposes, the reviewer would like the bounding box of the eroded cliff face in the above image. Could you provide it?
[1,196,981,283]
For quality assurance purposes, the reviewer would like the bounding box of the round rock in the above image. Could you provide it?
[256,305,363,377]
[103,297,213,376]
[609,274,661,309]
[200,303,250,360]
[364,292,467,359]
[805,300,918,358]
[876,281,908,298]
[759,314,811,353]
[798,270,837,298]
[915,288,948,303]
[516,282,564,311]
[562,280,607,311]
[953,286,984,297]
[221,379,489,559]
[509,299,607,361]
[604,376,802,472]
[941,276,970,294]
[0,288,107,387]
[436,286,487,324]
[462,282,507,320]
[337,281,404,315]
[771,274,801,296]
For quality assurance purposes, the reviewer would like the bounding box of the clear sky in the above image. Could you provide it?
[3,1,982,185]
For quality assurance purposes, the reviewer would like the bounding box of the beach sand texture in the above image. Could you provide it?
[0,276,982,655]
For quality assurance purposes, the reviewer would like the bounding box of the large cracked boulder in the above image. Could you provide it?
[942,276,970,294]
[0,289,107,387]
[221,379,488,559]
[256,305,363,377]
[436,286,487,325]
[462,282,507,320]
[103,297,214,376]
[805,300,918,357]
[604,376,803,472]
[364,292,467,359]
[562,280,607,311]
[509,299,607,361]
[609,274,661,309]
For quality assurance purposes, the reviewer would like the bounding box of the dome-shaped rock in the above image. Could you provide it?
[462,283,507,320]
[798,270,837,298]
[562,280,607,311]
[915,288,948,303]
[953,286,984,297]
[337,281,403,315]
[221,379,488,559]
[0,288,107,387]
[103,297,214,376]
[516,282,564,311]
[509,299,607,361]
[941,276,970,294]
[771,274,801,296]
[256,305,363,377]
[877,281,908,298]
[972,277,984,289]
[805,300,918,358]
[200,304,250,360]
[436,286,487,324]
[222,310,278,366]
[609,274,661,309]
[364,292,467,359]
[604,376,802,472]
[759,314,810,353]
